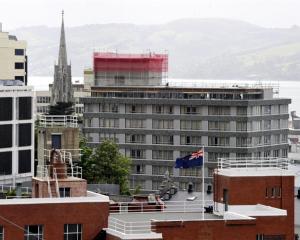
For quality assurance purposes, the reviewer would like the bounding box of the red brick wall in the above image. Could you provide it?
[0,201,109,240]
[213,173,294,239]
[153,216,293,240]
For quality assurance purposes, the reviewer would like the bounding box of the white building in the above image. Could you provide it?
[0,85,34,185]
[0,23,27,85]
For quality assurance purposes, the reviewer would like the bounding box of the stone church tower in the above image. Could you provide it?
[51,11,74,105]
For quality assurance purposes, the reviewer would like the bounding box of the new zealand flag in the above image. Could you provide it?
[175,149,204,168]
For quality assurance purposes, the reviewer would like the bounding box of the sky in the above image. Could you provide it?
[0,0,299,30]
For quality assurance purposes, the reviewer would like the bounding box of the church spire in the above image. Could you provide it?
[58,10,68,66]
[51,11,74,106]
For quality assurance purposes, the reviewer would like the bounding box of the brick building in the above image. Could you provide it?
[105,158,295,240]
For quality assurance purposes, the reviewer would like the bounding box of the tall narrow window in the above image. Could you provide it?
[64,224,82,240]
[24,225,43,240]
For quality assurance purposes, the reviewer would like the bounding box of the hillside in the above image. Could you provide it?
[11,18,300,80]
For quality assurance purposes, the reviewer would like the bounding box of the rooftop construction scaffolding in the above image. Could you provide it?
[93,52,168,86]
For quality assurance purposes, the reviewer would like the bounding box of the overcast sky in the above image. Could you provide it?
[0,0,299,30]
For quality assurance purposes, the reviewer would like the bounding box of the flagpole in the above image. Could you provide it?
[202,145,205,220]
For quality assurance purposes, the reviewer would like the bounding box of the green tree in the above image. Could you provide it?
[79,139,131,194]
[79,137,97,182]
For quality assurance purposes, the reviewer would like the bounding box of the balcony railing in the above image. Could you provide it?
[36,165,82,179]
[218,157,289,170]
[38,115,78,128]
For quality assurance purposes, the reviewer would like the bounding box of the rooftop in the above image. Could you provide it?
[216,157,294,177]
[0,191,109,205]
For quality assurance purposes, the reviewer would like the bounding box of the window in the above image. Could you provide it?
[126,104,146,113]
[152,150,173,160]
[99,103,118,113]
[125,119,145,128]
[15,76,25,82]
[236,121,249,131]
[152,120,173,129]
[180,120,201,130]
[132,165,145,174]
[25,225,43,240]
[100,133,118,143]
[236,107,247,116]
[208,137,229,146]
[180,135,201,145]
[37,96,51,103]
[100,118,119,128]
[208,106,230,115]
[263,120,271,130]
[0,98,12,121]
[280,105,288,114]
[125,134,145,144]
[180,106,199,114]
[263,105,271,115]
[264,135,271,145]
[0,125,12,148]
[274,135,280,144]
[236,137,252,147]
[179,168,201,177]
[0,226,3,240]
[126,149,146,159]
[0,152,12,175]
[18,124,32,147]
[18,97,32,120]
[208,121,230,131]
[152,166,173,176]
[18,150,31,173]
[59,187,71,197]
[152,135,173,145]
[152,105,173,114]
[64,224,82,240]
[15,49,24,55]
[273,149,279,158]
[281,134,288,143]
[15,62,24,69]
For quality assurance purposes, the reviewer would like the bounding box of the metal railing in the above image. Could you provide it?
[43,149,82,163]
[38,115,78,128]
[37,165,83,179]
[0,185,31,194]
[53,168,60,198]
[218,157,289,170]
[108,217,153,234]
[110,200,213,214]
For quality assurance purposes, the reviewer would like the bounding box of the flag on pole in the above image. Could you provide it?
[175,149,204,168]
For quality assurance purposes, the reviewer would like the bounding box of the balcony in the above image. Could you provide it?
[38,115,78,128]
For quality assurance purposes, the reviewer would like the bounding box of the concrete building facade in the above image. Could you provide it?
[0,86,34,185]
[0,23,27,85]
[82,85,290,192]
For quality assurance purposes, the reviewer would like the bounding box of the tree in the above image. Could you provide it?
[48,102,74,115]
[79,137,97,183]
[79,139,131,194]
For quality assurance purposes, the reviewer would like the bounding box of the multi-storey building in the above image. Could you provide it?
[0,23,27,85]
[0,84,34,185]
[81,52,291,192]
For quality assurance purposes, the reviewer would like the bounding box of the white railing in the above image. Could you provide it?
[53,168,60,198]
[108,217,153,234]
[46,169,52,198]
[36,165,83,179]
[162,79,279,91]
[218,157,289,170]
[110,200,213,214]
[0,185,31,194]
[38,115,78,128]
